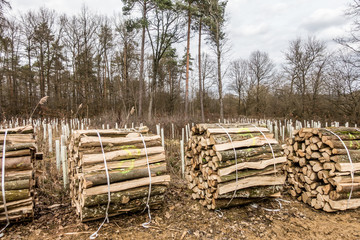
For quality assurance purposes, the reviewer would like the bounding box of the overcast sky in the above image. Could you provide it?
[9,0,353,65]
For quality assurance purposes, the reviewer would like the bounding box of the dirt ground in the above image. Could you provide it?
[4,175,360,240]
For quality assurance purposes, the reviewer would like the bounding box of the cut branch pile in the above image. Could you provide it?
[284,127,360,212]
[68,127,170,222]
[185,124,286,210]
[0,126,36,222]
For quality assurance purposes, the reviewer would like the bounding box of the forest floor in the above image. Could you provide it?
[5,177,360,240]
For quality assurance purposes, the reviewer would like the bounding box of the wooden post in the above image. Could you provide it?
[61,146,68,188]
[180,139,185,178]
[56,140,60,171]
[161,128,165,148]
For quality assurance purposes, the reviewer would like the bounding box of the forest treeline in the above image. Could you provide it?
[1,0,360,124]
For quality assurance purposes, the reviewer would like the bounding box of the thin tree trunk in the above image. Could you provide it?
[198,17,205,122]
[185,3,191,120]
[139,1,147,119]
[216,21,224,122]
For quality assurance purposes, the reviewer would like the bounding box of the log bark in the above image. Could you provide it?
[209,133,271,145]
[206,127,269,137]
[82,153,165,173]
[81,194,163,222]
[79,135,160,148]
[78,140,161,154]
[0,189,30,203]
[213,137,278,152]
[218,157,287,176]
[83,175,170,196]
[218,175,286,195]
[81,146,164,165]
[214,166,282,183]
[216,145,282,161]
[0,156,32,171]
[216,152,284,168]
[82,163,167,188]
[215,185,283,199]
[81,185,167,207]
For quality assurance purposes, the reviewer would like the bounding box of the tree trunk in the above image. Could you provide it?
[138,1,147,119]
[185,3,192,119]
[198,17,205,122]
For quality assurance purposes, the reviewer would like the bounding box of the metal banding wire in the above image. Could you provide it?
[0,130,9,237]
[215,124,238,207]
[89,130,111,239]
[322,128,354,209]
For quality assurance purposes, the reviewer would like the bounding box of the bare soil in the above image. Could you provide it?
[4,176,360,240]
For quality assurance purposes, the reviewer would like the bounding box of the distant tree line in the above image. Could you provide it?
[0,0,360,124]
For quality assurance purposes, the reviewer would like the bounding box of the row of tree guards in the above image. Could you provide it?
[0,126,41,223]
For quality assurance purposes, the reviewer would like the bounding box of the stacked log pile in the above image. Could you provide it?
[284,127,360,212]
[68,127,170,222]
[0,126,36,222]
[185,124,286,210]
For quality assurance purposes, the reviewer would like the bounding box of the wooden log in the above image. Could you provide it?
[332,149,360,155]
[217,175,286,195]
[328,199,360,210]
[0,135,35,145]
[211,165,282,183]
[218,157,287,176]
[216,152,284,169]
[0,198,32,212]
[82,163,167,188]
[3,179,30,191]
[207,127,270,137]
[329,190,360,200]
[335,162,360,172]
[81,146,164,166]
[82,153,165,173]
[83,175,171,196]
[4,170,32,182]
[0,143,36,152]
[0,204,33,222]
[215,185,283,199]
[209,133,272,145]
[0,126,33,134]
[0,189,30,203]
[2,149,32,158]
[79,135,160,148]
[330,154,360,163]
[194,123,254,133]
[80,194,163,222]
[78,140,161,153]
[213,137,278,152]
[0,156,32,171]
[74,127,149,137]
[216,145,283,161]
[81,185,167,207]
[212,197,264,209]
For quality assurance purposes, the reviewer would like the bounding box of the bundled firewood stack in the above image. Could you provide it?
[68,126,170,222]
[185,124,286,210]
[284,127,360,212]
[0,126,37,222]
